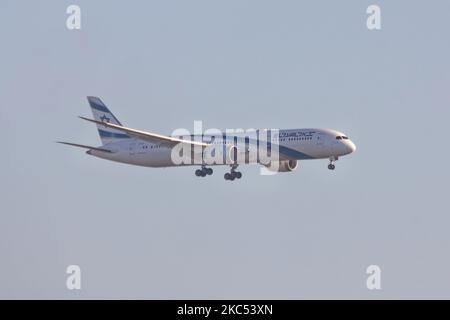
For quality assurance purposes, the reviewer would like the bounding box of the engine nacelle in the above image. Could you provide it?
[265,159,299,172]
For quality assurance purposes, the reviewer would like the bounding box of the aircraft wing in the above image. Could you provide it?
[79,117,210,148]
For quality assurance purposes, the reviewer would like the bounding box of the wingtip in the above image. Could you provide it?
[56,141,73,147]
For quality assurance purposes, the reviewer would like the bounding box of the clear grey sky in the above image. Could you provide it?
[1,0,449,299]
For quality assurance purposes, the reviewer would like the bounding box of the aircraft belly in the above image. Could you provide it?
[131,149,173,167]
[92,148,174,167]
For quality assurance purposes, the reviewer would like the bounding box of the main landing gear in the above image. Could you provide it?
[195,166,213,177]
[224,165,242,181]
[328,156,337,170]
[194,165,242,180]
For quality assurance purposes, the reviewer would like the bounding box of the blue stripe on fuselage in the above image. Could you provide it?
[190,134,315,160]
[277,144,314,160]
[98,129,130,139]
[244,136,314,160]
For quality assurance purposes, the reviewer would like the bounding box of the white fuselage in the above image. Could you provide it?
[87,128,356,168]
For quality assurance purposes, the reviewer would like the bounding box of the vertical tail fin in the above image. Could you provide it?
[87,96,130,144]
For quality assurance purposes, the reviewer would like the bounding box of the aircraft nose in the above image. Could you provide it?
[347,140,356,153]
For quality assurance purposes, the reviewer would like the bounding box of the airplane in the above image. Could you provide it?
[58,97,356,181]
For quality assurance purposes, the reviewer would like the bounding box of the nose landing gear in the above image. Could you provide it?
[328,156,338,170]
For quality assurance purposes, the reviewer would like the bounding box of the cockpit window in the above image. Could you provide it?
[342,136,349,140]
[336,136,349,140]
[336,136,342,140]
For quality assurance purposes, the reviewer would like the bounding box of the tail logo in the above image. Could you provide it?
[100,115,110,123]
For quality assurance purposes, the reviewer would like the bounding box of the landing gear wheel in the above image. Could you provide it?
[328,164,335,170]
[196,168,208,177]
[206,168,213,175]
[225,164,241,181]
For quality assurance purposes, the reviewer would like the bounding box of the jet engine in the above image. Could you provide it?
[265,159,299,172]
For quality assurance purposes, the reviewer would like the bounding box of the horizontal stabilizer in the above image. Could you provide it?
[56,141,112,153]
